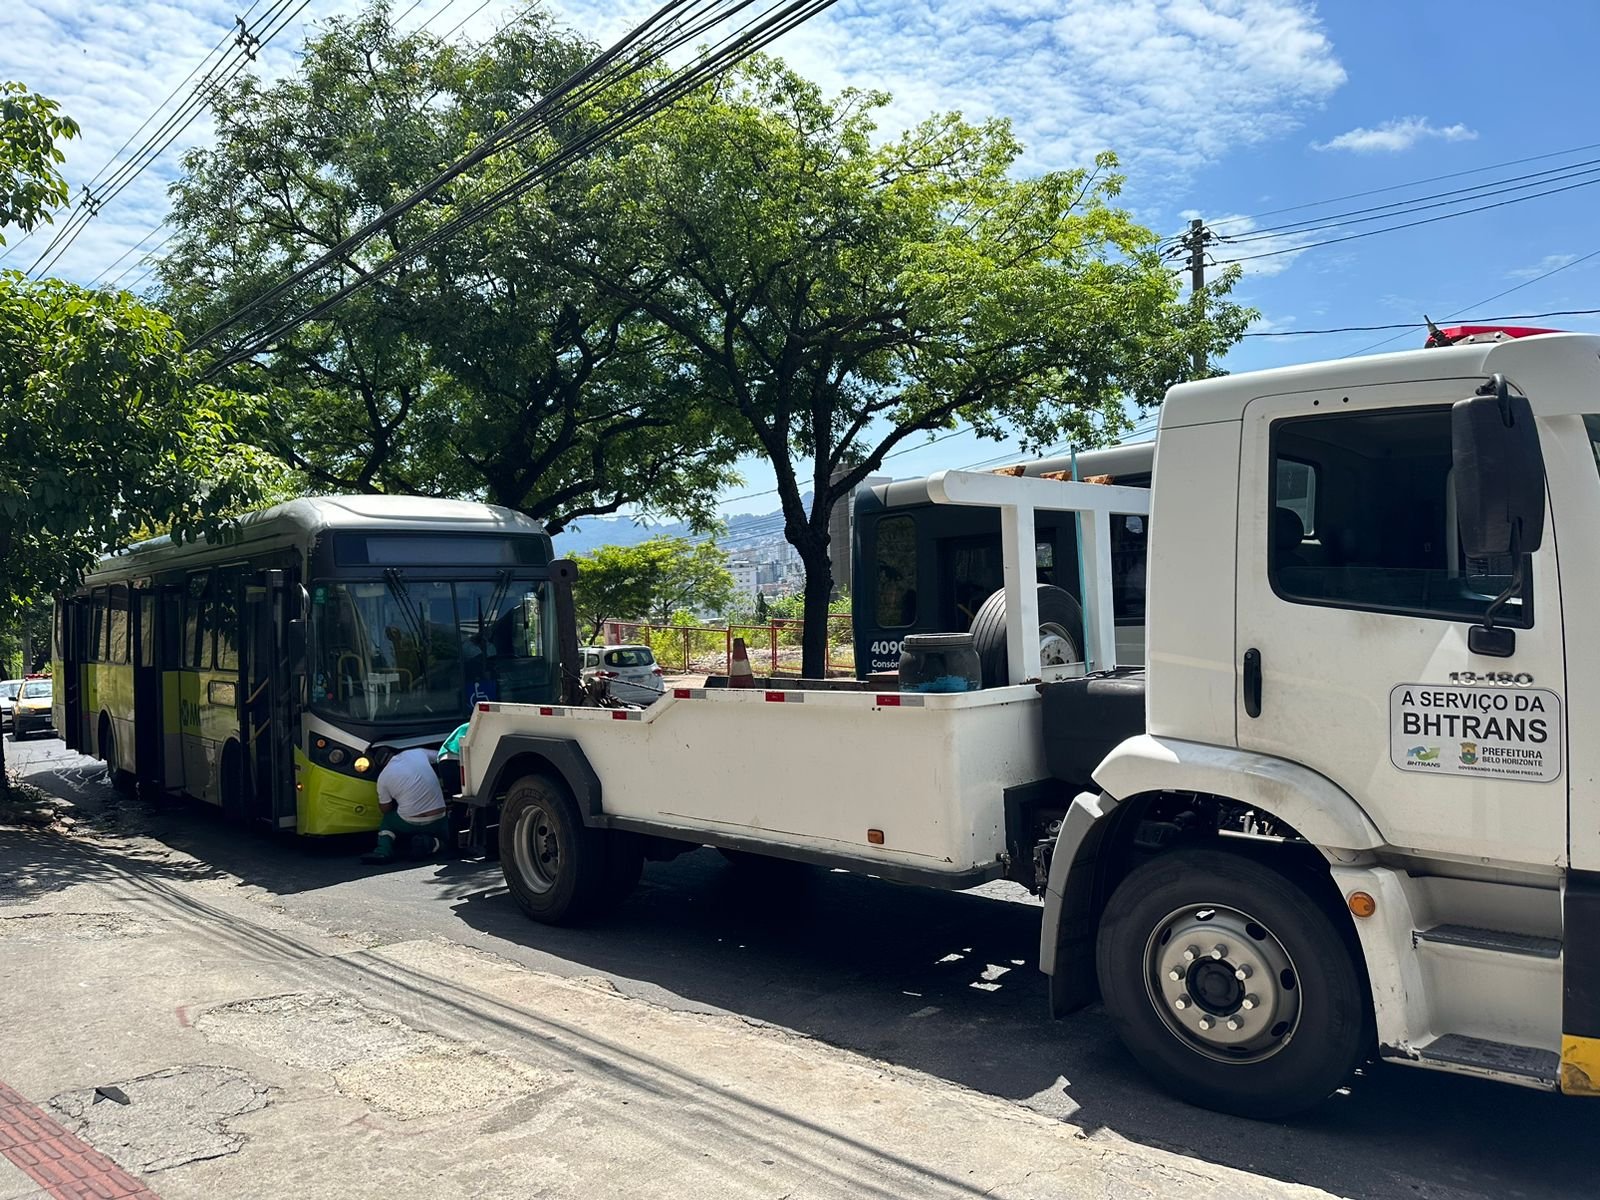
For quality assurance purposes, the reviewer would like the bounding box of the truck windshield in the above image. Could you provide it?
[311,574,557,723]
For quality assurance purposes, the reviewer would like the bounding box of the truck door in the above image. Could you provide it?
[1234,384,1568,870]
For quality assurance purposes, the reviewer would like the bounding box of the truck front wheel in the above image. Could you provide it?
[501,773,606,924]
[1095,847,1368,1118]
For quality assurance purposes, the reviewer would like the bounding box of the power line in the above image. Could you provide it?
[428,0,483,38]
[1221,158,1600,245]
[1242,306,1600,338]
[89,221,170,288]
[0,0,272,269]
[198,0,844,379]
[1204,139,1600,233]
[1346,247,1600,356]
[193,0,746,354]
[28,0,312,278]
[1214,174,1600,267]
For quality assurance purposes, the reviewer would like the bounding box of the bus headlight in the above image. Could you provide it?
[353,755,372,775]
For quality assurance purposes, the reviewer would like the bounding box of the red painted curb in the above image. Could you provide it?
[0,1079,159,1199]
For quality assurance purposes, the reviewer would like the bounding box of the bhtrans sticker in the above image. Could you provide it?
[1389,683,1562,783]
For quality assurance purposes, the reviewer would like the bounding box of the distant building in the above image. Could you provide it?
[729,560,760,599]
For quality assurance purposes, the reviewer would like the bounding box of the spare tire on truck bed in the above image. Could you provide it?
[969,583,1084,687]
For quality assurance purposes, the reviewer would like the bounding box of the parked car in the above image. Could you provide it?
[581,645,665,703]
[0,679,20,732]
[11,675,55,738]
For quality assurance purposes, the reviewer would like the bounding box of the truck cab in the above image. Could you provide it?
[1043,330,1600,1114]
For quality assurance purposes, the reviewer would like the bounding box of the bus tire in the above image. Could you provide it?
[1095,846,1368,1119]
[99,715,134,795]
[220,741,250,826]
[501,773,605,924]
[970,583,1083,687]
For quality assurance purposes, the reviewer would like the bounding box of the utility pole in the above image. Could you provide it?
[1182,217,1211,378]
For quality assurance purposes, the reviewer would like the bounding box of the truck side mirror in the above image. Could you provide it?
[1452,376,1545,658]
[1452,377,1545,558]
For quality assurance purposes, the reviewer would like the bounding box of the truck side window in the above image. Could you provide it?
[1269,406,1530,627]
[875,516,917,628]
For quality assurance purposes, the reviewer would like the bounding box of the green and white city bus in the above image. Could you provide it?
[53,496,561,835]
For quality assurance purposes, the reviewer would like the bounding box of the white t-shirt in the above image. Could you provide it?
[377,748,444,819]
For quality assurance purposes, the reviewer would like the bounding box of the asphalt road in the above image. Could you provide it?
[9,732,1592,1200]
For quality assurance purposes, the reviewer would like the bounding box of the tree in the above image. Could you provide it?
[0,82,77,244]
[566,61,1253,676]
[570,536,734,641]
[160,3,738,534]
[0,86,268,792]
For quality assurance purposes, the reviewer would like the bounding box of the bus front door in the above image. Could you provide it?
[131,587,163,795]
[60,598,87,752]
[243,571,296,831]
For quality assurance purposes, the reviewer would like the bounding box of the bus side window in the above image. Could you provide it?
[874,515,918,628]
[185,573,210,669]
[160,588,184,670]
[215,569,240,672]
[108,584,130,664]
[89,589,106,663]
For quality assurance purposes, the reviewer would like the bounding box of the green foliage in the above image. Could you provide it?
[160,4,739,532]
[565,59,1253,674]
[0,275,273,613]
[569,536,735,640]
[0,82,78,244]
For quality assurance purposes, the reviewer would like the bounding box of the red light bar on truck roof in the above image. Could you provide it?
[1425,324,1561,348]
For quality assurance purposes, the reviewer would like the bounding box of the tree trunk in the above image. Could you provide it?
[796,540,833,680]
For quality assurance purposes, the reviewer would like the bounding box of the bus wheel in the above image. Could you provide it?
[220,742,251,826]
[1095,847,1368,1119]
[98,716,133,795]
[970,583,1084,687]
[501,773,605,924]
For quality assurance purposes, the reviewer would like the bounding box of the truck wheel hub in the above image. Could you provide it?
[1144,903,1301,1063]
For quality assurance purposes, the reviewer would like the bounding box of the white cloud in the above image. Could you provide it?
[3,1,1346,286]
[0,0,500,285]
[1508,253,1579,280]
[625,0,1348,177]
[1312,116,1477,154]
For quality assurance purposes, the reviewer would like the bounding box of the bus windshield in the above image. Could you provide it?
[311,573,556,723]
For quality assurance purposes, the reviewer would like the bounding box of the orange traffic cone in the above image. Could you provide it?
[729,637,756,689]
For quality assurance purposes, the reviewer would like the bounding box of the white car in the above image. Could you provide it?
[581,645,664,703]
[0,679,20,732]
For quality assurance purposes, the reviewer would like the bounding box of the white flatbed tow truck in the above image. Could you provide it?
[454,329,1600,1117]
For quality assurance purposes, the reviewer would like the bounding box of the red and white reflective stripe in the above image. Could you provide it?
[610,709,643,720]
[672,687,707,699]
[875,694,925,707]
[477,702,496,713]
[763,690,805,703]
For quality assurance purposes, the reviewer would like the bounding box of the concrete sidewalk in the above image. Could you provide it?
[0,814,1332,1199]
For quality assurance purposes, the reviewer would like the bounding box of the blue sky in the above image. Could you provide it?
[4,0,1598,526]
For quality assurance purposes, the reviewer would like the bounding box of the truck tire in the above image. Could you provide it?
[1095,846,1368,1119]
[969,584,1083,687]
[501,773,606,924]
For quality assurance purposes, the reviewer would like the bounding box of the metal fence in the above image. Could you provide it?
[600,615,855,677]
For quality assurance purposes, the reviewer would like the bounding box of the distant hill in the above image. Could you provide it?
[551,495,810,557]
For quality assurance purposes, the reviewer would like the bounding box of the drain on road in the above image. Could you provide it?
[50,1065,270,1174]
[196,992,551,1118]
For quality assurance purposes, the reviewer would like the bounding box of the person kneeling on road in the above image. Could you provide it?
[360,745,449,865]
